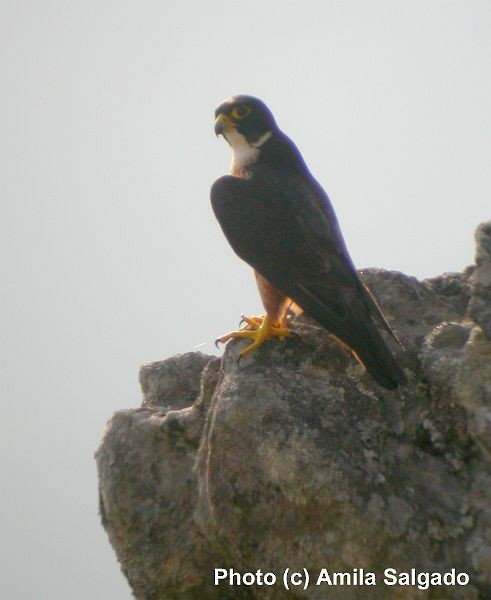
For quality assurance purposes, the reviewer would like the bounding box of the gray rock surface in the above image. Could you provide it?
[96,222,491,599]
[469,222,491,339]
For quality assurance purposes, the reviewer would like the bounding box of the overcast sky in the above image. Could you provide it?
[2,1,490,598]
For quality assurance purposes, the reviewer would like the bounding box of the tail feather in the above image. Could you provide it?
[361,283,405,351]
[350,320,407,390]
[276,280,407,389]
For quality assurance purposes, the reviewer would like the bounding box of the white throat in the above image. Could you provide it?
[224,129,272,178]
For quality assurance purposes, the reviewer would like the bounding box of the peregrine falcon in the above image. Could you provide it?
[211,95,406,389]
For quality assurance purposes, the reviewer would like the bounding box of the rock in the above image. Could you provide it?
[97,356,223,599]
[469,222,491,339]
[96,222,491,599]
[140,351,213,409]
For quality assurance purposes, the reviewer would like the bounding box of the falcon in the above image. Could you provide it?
[211,95,406,389]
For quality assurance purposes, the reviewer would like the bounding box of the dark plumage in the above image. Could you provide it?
[211,95,406,389]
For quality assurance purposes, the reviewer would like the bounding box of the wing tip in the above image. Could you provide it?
[366,361,407,390]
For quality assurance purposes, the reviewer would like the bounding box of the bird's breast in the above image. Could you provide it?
[231,146,258,178]
[223,129,259,178]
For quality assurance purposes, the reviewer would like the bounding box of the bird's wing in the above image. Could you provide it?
[211,171,374,344]
[211,169,406,388]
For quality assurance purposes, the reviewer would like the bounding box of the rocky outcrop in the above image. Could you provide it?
[96,222,491,599]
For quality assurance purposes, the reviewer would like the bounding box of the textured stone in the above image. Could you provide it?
[469,221,491,339]
[140,351,213,409]
[96,222,491,599]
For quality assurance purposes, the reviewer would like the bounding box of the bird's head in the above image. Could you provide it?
[214,95,277,150]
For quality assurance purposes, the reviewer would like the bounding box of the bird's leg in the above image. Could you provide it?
[216,314,290,357]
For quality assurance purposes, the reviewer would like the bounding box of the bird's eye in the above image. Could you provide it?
[231,105,251,119]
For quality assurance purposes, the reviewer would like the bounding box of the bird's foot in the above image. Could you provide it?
[239,314,265,329]
[216,314,290,357]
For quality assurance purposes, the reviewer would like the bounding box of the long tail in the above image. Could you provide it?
[350,319,407,389]
[269,278,407,390]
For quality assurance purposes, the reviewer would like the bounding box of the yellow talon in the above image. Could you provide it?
[216,314,290,357]
[240,314,265,329]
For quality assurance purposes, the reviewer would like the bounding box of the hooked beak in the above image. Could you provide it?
[214,113,235,137]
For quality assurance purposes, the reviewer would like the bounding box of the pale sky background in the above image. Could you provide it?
[1,1,490,598]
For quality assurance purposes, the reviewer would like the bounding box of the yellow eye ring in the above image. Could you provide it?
[231,105,251,119]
